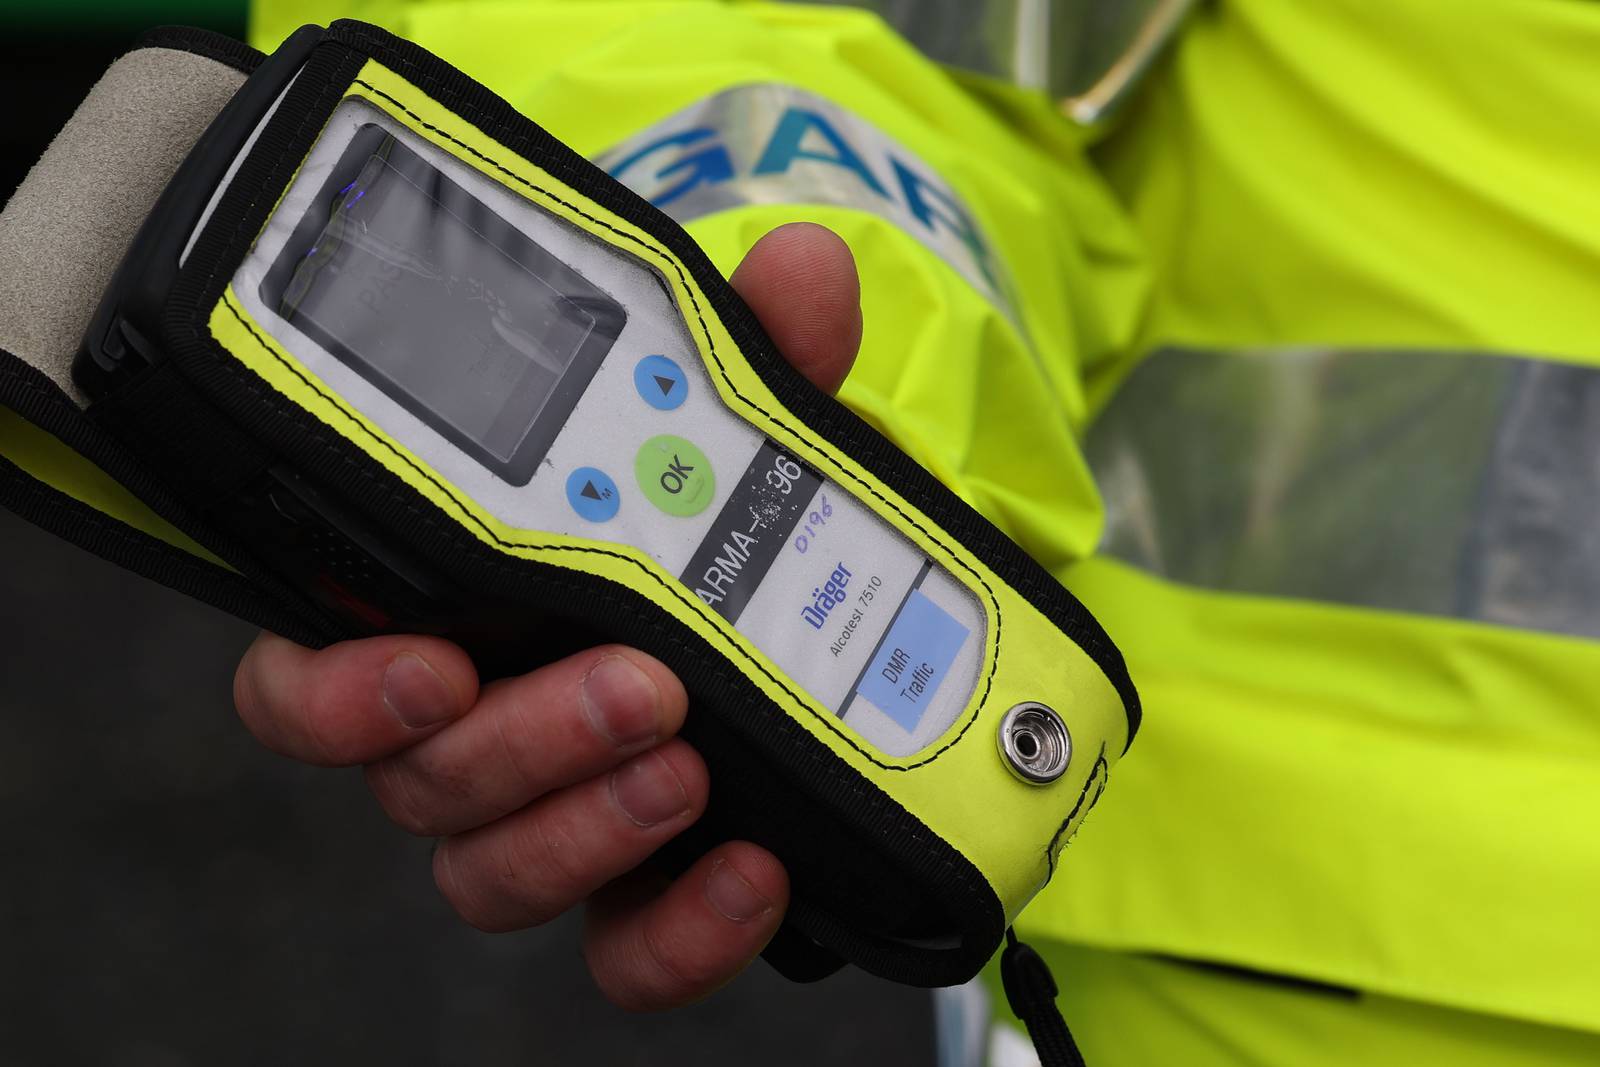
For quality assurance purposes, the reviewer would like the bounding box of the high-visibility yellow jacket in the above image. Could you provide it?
[230,3,1597,1063]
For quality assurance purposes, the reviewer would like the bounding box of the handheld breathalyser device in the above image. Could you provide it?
[0,22,1139,988]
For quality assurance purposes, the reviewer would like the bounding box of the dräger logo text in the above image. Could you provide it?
[800,562,853,630]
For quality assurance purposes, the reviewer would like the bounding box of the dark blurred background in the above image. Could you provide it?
[0,5,933,1063]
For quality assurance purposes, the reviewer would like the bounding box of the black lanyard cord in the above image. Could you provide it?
[1000,927,1089,1067]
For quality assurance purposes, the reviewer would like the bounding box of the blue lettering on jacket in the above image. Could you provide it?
[595,84,1015,320]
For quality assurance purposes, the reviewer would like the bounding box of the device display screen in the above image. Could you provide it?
[260,125,625,486]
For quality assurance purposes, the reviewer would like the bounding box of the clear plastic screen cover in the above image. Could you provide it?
[260,124,625,486]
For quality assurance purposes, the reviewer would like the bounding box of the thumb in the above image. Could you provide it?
[729,222,862,396]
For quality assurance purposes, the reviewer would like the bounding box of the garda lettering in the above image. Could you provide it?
[596,84,1014,319]
[801,562,853,630]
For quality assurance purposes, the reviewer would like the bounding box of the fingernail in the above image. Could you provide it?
[581,655,662,748]
[383,652,459,729]
[705,859,773,923]
[611,750,689,827]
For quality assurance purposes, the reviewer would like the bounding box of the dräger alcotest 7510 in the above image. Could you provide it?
[0,23,1138,989]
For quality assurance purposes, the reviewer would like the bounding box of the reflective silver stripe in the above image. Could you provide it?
[596,83,1021,322]
[792,0,1196,122]
[1087,347,1600,640]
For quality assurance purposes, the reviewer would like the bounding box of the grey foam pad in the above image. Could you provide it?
[0,47,246,408]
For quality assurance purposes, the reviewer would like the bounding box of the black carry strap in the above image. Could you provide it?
[89,360,275,509]
[1000,927,1090,1067]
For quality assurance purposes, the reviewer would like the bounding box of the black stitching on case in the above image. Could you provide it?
[1045,744,1108,874]
[220,292,987,773]
[207,75,1017,773]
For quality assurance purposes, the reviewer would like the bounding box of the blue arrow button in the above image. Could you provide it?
[634,354,689,411]
[566,467,621,523]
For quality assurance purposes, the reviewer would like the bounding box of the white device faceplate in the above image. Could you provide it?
[230,99,985,758]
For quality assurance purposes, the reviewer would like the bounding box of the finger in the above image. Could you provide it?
[731,221,862,395]
[431,739,708,932]
[365,645,688,837]
[583,841,789,1011]
[234,632,478,767]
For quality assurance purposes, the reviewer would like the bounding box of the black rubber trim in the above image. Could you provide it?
[0,350,335,646]
[134,25,266,75]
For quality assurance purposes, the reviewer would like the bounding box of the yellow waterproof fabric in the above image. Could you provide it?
[982,944,1600,1067]
[1027,0,1600,1043]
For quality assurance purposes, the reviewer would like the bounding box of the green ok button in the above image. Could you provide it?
[635,434,715,517]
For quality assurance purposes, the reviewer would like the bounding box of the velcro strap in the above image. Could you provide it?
[0,43,247,406]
